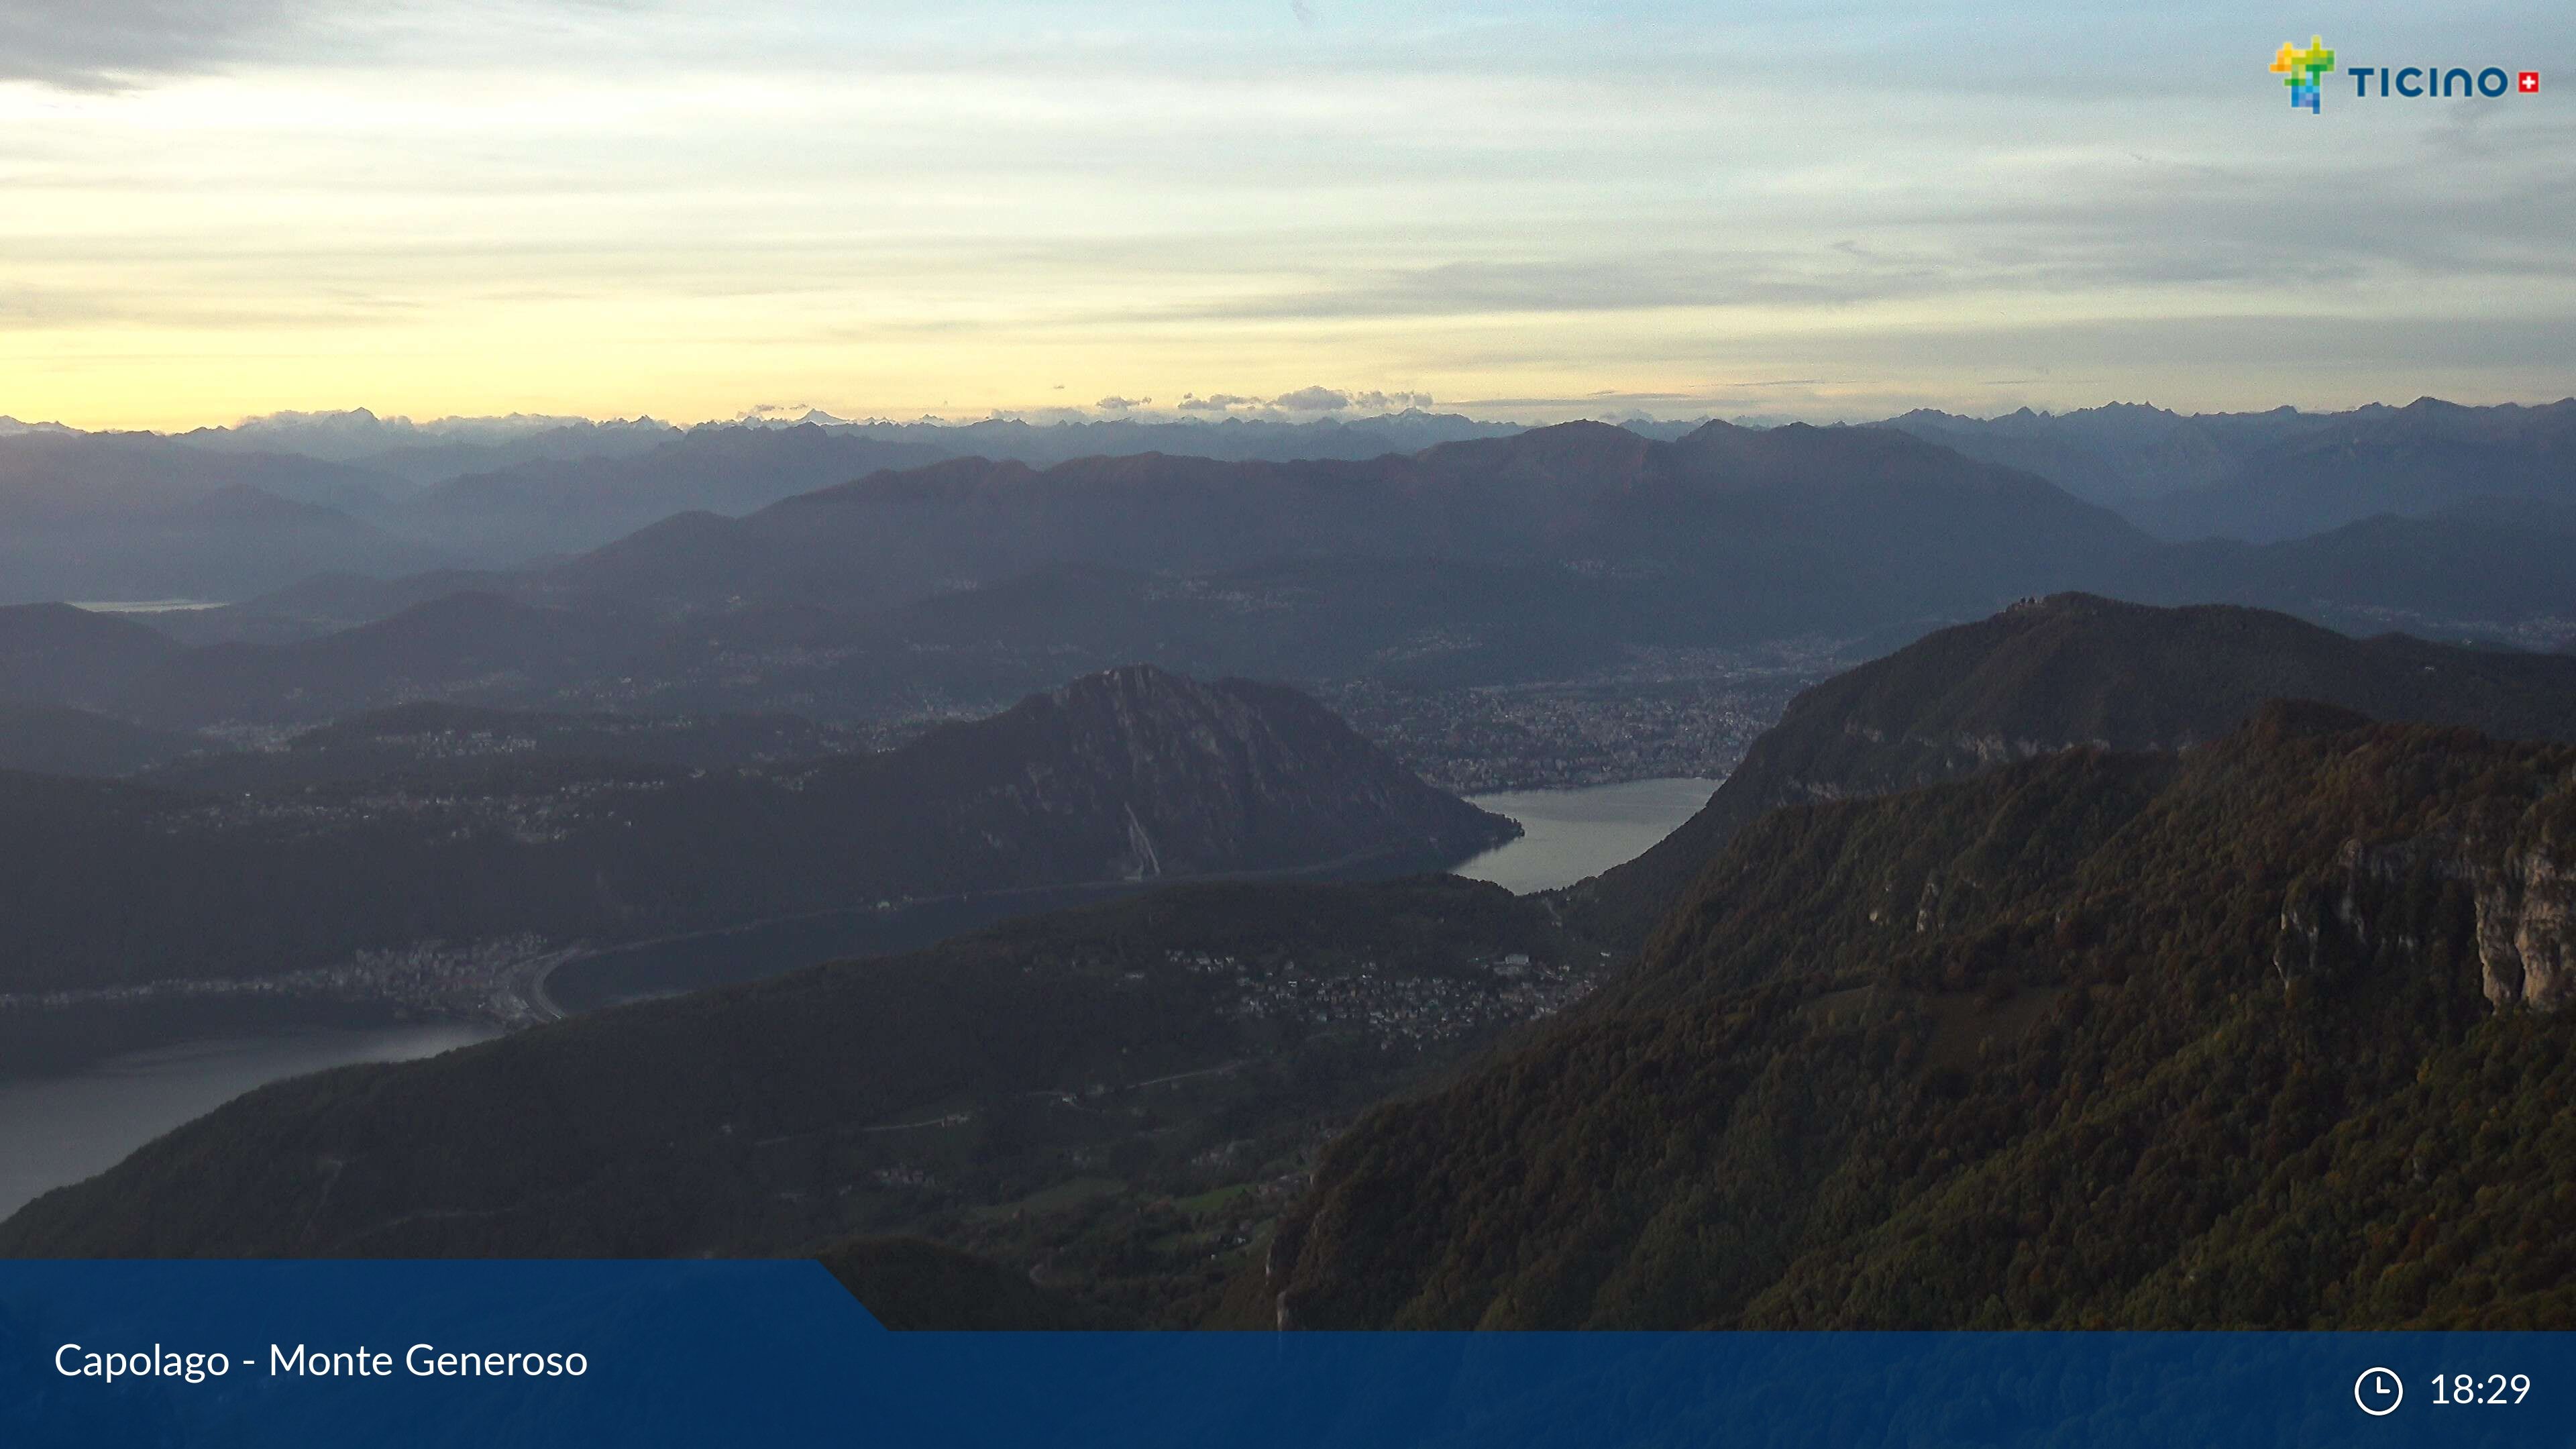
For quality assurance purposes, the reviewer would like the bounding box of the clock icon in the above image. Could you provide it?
[2356,1367,2405,1416]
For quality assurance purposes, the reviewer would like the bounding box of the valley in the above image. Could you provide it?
[7,400,2576,1335]
[15,11,2576,1440]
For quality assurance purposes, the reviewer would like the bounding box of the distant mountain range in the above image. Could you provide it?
[0,432,440,603]
[2119,496,2576,643]
[172,409,674,466]
[1882,396,2576,542]
[176,405,1521,472]
[9,398,2567,609]
[9,405,2576,742]
[0,421,2171,725]
[0,665,1511,996]
[1570,593,2576,944]
[384,425,954,559]
[0,409,1527,592]
[541,421,2145,623]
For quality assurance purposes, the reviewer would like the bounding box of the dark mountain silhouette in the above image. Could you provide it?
[1250,707,2576,1328]
[66,411,1521,593]
[17,413,2576,727]
[542,420,2155,629]
[1574,596,2576,945]
[0,421,2178,724]
[0,665,1512,994]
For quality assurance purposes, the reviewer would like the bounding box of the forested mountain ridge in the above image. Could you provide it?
[1252,706,2576,1328]
[0,420,2164,727]
[14,418,2576,733]
[0,666,1511,995]
[543,419,2152,625]
[1571,595,2576,946]
[0,875,1594,1328]
[136,701,864,792]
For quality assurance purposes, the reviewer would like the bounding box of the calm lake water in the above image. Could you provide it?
[0,1023,498,1219]
[1452,777,1719,894]
[0,789,1711,1218]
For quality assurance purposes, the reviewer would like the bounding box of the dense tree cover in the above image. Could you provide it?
[139,701,863,792]
[0,875,1587,1329]
[1573,594,2576,947]
[1256,706,2576,1328]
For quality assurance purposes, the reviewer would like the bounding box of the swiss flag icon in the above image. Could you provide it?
[2520,71,2540,93]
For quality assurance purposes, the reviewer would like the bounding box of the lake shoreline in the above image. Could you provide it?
[0,789,1710,1222]
[0,1020,503,1221]
[0,994,457,1085]
[1452,776,1719,896]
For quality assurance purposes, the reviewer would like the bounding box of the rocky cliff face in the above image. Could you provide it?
[1572,594,2576,948]
[2476,843,2576,1009]
[1254,716,2576,1330]
[2269,804,2576,1014]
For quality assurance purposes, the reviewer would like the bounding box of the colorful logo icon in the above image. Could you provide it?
[2271,35,2337,112]
[2521,71,2542,93]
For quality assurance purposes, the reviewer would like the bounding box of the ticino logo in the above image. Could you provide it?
[2270,34,2538,113]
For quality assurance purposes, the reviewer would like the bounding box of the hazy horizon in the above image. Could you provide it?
[6,1,2569,432]
[12,390,2576,441]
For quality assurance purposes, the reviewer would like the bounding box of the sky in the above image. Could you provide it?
[1,0,2572,431]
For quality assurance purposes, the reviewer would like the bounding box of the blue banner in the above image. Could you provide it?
[4,1260,2571,1447]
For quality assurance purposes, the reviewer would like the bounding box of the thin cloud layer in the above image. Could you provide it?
[0,0,309,90]
[1,0,2570,427]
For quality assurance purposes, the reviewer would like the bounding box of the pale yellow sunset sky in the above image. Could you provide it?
[3,1,2571,431]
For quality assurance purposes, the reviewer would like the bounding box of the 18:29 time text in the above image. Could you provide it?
[2430,1374,2530,1405]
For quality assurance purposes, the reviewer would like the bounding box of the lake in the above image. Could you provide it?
[0,1023,498,1220]
[1451,776,1719,894]
[0,788,1711,1219]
